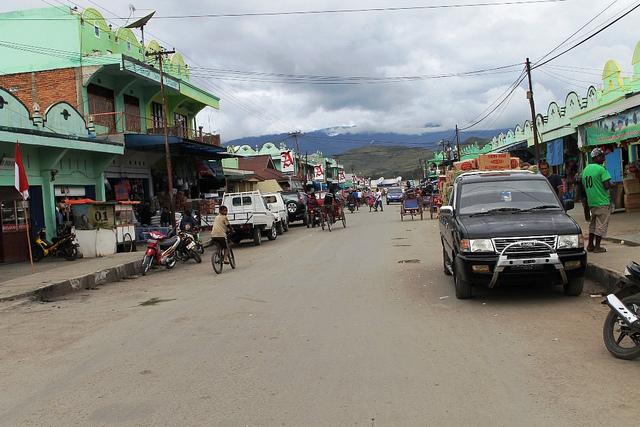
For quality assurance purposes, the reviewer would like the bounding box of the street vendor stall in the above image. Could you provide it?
[65,199,138,257]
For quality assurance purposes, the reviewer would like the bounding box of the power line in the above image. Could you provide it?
[533,1,640,69]
[0,0,572,20]
[533,0,619,65]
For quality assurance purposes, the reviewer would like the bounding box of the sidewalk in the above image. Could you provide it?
[569,203,640,289]
[0,251,143,302]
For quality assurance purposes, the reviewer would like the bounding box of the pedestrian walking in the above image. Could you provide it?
[539,160,563,197]
[374,189,383,212]
[582,147,612,253]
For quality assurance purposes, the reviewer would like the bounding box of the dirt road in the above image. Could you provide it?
[1,206,638,426]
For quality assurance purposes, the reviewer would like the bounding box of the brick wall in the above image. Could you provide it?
[0,68,79,115]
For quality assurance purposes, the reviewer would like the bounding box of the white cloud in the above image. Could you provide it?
[3,0,640,140]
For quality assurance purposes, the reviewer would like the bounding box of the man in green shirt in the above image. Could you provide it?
[581,147,612,253]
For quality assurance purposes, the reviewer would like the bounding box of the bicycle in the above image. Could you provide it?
[321,205,333,232]
[211,236,236,274]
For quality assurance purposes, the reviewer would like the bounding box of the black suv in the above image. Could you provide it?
[282,191,308,225]
[439,171,586,299]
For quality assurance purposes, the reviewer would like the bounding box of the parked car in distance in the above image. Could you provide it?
[282,191,308,225]
[222,191,278,246]
[439,170,586,299]
[263,192,289,234]
[386,186,404,204]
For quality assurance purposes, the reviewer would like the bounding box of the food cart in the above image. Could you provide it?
[65,199,138,256]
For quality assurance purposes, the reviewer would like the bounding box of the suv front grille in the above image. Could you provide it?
[492,236,557,254]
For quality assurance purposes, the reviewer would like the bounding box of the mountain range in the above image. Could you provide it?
[225,128,504,157]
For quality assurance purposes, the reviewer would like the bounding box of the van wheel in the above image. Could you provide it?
[267,224,277,241]
[454,264,472,299]
[253,228,262,246]
[563,276,584,296]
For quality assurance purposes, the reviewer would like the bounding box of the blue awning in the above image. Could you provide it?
[124,134,228,158]
[546,138,564,166]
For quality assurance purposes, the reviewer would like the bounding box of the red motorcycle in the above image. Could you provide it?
[141,230,181,275]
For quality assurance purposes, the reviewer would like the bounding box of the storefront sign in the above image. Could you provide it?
[338,170,346,183]
[0,156,15,170]
[313,164,325,181]
[2,223,27,232]
[281,151,295,173]
[585,106,640,146]
[122,58,180,91]
[54,186,86,197]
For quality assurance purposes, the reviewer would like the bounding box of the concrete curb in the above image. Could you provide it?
[0,258,143,303]
[585,262,625,292]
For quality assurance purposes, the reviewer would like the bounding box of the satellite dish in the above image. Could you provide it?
[125,11,155,29]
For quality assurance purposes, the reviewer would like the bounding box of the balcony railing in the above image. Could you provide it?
[87,111,220,146]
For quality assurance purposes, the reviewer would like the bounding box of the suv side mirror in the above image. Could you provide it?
[562,199,575,212]
[440,206,454,217]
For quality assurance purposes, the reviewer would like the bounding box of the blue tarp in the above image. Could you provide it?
[605,148,623,183]
[546,138,564,166]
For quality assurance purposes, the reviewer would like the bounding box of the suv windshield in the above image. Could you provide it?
[458,179,560,215]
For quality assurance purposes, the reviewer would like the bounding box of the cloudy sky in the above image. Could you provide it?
[3,0,640,140]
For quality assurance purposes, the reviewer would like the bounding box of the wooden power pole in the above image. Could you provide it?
[146,48,176,225]
[526,58,541,166]
[455,124,461,161]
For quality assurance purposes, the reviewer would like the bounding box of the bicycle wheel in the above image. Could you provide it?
[342,210,347,228]
[321,214,326,230]
[211,246,223,274]
[326,213,332,232]
[229,247,236,269]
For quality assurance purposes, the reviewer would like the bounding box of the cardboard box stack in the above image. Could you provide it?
[623,176,640,212]
[477,153,511,171]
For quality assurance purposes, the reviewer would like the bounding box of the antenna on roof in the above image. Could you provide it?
[125,10,155,49]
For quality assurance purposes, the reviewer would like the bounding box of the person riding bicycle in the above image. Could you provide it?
[324,185,336,221]
[211,205,232,263]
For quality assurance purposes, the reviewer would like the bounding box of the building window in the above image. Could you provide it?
[94,25,100,38]
[151,102,164,130]
[127,41,131,51]
[173,112,188,137]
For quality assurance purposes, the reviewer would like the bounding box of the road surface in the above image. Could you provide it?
[1,205,638,426]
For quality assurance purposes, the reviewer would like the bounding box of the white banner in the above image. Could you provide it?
[280,150,295,173]
[313,164,325,181]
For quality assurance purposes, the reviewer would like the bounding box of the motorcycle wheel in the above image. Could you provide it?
[603,295,640,360]
[64,245,78,261]
[197,243,205,254]
[191,250,202,264]
[142,255,153,276]
[32,244,45,262]
[166,257,177,269]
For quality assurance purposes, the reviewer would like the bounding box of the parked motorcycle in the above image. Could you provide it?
[141,230,181,275]
[183,224,205,254]
[602,261,640,360]
[347,201,356,213]
[175,231,202,264]
[31,226,79,262]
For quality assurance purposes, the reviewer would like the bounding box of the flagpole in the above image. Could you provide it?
[24,200,35,273]
[15,141,34,272]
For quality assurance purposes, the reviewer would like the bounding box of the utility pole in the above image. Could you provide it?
[526,58,541,166]
[289,131,302,179]
[146,48,176,226]
[455,124,461,161]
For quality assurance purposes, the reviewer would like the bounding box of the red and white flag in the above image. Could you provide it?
[15,142,29,200]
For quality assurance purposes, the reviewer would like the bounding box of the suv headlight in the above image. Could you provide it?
[557,234,583,249]
[460,239,495,253]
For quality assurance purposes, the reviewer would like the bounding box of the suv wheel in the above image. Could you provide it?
[253,228,262,246]
[267,224,277,241]
[563,276,584,296]
[442,246,452,276]
[287,202,298,214]
[453,263,472,299]
[283,220,289,232]
[276,221,284,235]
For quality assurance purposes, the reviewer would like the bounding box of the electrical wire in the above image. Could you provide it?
[0,0,572,20]
[532,1,640,69]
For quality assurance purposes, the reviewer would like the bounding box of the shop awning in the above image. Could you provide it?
[124,134,229,159]
[495,141,528,153]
